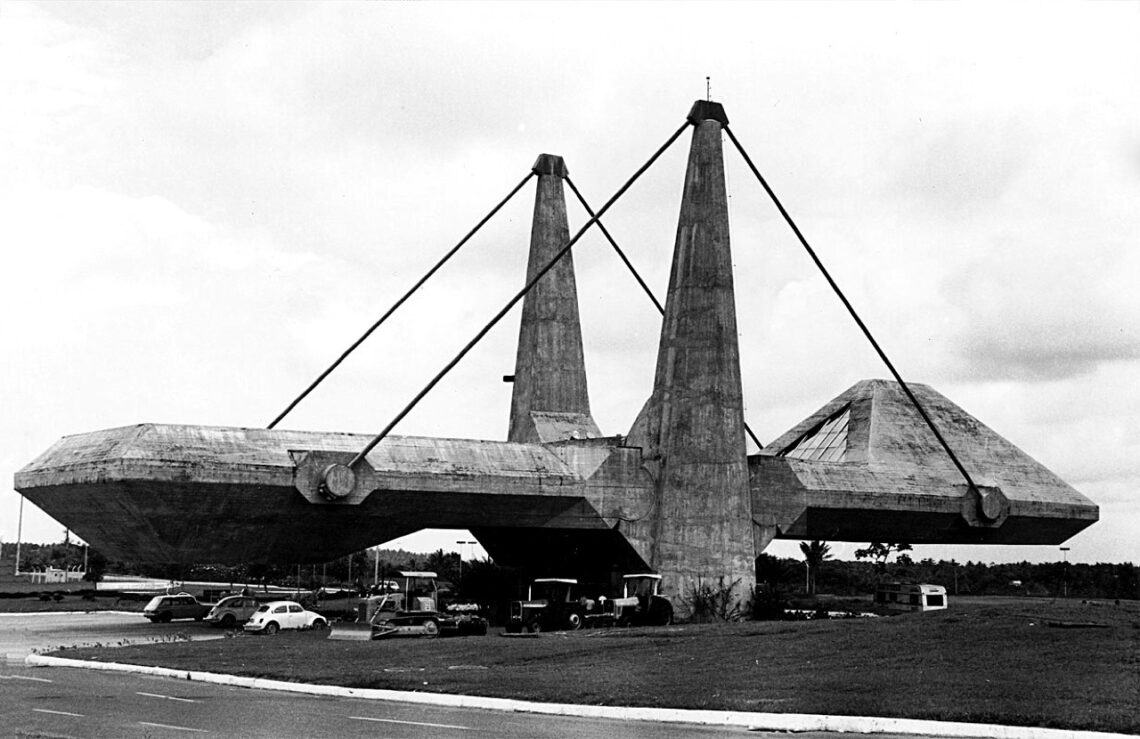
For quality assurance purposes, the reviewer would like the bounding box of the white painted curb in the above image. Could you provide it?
[24,654,1132,739]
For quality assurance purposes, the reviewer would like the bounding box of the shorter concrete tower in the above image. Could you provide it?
[508,154,601,444]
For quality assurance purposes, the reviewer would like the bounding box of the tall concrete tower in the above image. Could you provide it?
[627,102,756,604]
[508,154,601,444]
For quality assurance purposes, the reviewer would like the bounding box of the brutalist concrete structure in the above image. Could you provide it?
[14,102,1097,605]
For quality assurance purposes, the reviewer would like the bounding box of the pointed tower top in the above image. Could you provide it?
[688,100,729,126]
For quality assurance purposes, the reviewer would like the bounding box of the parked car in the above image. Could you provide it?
[205,595,261,628]
[243,600,328,634]
[142,593,210,623]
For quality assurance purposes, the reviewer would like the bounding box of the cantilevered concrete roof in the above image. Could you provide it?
[751,379,1098,546]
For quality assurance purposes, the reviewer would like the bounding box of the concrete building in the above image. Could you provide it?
[14,102,1097,606]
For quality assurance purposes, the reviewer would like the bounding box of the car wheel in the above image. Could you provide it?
[159,612,173,623]
[220,613,236,628]
[311,618,327,630]
[423,619,440,638]
[527,619,543,634]
[265,621,279,635]
[567,613,582,630]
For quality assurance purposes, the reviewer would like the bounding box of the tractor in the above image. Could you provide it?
[328,570,488,640]
[505,578,602,633]
[607,573,673,626]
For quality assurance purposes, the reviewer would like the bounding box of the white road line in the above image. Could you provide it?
[32,708,84,717]
[138,721,209,733]
[350,716,473,730]
[137,690,197,703]
[1,675,54,683]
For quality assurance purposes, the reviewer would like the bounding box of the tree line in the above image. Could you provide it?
[769,542,1138,601]
[5,541,1136,602]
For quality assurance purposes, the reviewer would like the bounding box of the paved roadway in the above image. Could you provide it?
[0,612,961,738]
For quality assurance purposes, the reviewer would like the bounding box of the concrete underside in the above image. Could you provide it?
[15,380,1097,570]
[15,424,655,577]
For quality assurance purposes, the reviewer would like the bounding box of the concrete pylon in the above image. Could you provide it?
[627,102,756,608]
[508,154,601,444]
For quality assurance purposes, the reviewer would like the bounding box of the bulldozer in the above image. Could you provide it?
[328,571,488,640]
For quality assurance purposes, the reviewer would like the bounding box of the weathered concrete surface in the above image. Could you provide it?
[625,101,757,602]
[508,154,599,444]
[752,379,1098,548]
[15,424,653,573]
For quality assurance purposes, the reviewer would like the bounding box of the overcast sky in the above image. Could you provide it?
[2,2,1137,567]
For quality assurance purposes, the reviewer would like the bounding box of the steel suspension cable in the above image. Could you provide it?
[267,170,537,429]
[348,120,693,468]
[563,174,765,452]
[564,175,665,316]
[722,124,978,492]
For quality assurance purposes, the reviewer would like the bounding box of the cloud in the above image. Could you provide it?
[887,118,1030,215]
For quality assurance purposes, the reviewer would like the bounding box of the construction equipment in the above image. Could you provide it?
[505,577,601,633]
[504,573,673,633]
[608,573,673,626]
[328,571,488,641]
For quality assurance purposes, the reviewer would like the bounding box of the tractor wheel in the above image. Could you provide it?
[265,621,279,635]
[567,613,582,630]
[527,619,543,634]
[423,619,440,638]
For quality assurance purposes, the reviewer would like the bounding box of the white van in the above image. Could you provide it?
[874,582,948,612]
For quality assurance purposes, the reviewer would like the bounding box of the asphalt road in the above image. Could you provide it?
[0,612,982,739]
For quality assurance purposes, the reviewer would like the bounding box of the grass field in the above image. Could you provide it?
[0,593,144,613]
[51,596,1140,734]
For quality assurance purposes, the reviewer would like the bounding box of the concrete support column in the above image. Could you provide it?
[508,154,599,444]
[628,102,756,611]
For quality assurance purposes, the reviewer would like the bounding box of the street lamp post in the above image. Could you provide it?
[15,495,24,576]
[1060,546,1071,598]
[456,540,476,582]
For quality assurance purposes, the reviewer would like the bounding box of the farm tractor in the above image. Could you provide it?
[328,570,488,640]
[505,573,673,633]
[608,573,673,626]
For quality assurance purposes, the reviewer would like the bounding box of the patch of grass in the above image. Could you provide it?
[0,594,143,613]
[54,597,1140,734]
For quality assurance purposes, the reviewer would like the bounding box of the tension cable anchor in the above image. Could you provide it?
[292,451,375,505]
[960,483,1011,528]
[318,463,356,501]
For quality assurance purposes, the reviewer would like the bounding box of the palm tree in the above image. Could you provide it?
[799,540,832,595]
